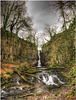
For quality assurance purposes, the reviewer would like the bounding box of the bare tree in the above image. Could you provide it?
[1,1,31,33]
[65,1,75,16]
[50,1,75,31]
[32,31,36,45]
[45,24,57,41]
[55,1,67,30]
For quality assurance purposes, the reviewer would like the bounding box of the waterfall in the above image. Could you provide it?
[38,50,41,67]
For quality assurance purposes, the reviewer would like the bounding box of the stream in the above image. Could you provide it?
[1,71,65,100]
[1,50,65,100]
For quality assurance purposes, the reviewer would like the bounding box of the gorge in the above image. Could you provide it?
[1,1,75,100]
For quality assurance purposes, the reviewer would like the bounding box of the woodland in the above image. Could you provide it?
[1,1,76,100]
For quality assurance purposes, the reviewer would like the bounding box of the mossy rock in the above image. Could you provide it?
[27,68,36,74]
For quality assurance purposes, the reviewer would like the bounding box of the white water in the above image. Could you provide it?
[36,49,65,86]
[16,77,20,85]
[17,80,20,85]
[33,71,65,86]
[38,50,41,67]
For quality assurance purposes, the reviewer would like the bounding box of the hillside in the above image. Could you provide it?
[1,29,38,87]
[1,29,38,66]
[41,28,75,100]
[42,28,75,68]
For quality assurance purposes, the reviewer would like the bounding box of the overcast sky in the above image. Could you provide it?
[26,1,61,32]
[26,1,63,48]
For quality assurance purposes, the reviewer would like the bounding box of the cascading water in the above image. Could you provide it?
[1,50,65,100]
[16,76,20,85]
[31,71,65,87]
[38,50,41,67]
[36,48,65,87]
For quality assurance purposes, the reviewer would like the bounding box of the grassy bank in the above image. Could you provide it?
[1,28,38,86]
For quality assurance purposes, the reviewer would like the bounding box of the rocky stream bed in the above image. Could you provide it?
[1,69,75,100]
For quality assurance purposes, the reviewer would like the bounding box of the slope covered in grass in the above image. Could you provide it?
[42,28,75,68]
[1,28,38,86]
[1,29,38,66]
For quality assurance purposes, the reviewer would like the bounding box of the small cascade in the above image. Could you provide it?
[38,50,41,67]
[16,76,20,85]
[31,71,65,87]
[17,80,20,85]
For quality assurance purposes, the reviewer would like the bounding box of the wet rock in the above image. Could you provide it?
[53,77,59,84]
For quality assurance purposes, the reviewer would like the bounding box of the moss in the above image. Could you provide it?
[46,97,54,100]
[71,79,75,86]
[49,64,54,68]
[27,68,36,74]
[69,66,75,77]
[1,75,9,85]
[14,63,36,75]
[42,28,75,68]
[6,71,15,77]
[1,29,38,65]
[55,92,60,96]
[66,88,75,99]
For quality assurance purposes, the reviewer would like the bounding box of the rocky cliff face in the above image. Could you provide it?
[1,29,38,66]
[42,29,75,68]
